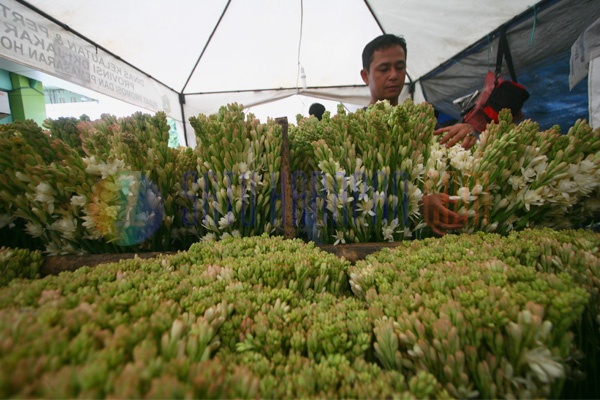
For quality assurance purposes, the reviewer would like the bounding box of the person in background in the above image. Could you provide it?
[360,33,471,236]
[360,34,478,149]
[309,103,326,121]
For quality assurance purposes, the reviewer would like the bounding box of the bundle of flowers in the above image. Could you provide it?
[0,113,197,255]
[1,102,599,253]
[291,104,600,244]
[0,119,98,254]
[62,112,181,251]
[445,111,600,235]
[188,103,283,240]
[0,231,598,398]
[348,228,598,398]
[0,246,43,287]
[290,101,434,244]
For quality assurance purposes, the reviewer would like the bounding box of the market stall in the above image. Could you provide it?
[1,1,600,399]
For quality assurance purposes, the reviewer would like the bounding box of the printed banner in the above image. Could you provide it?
[0,0,180,118]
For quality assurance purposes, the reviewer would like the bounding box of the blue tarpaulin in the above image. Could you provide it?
[421,0,599,135]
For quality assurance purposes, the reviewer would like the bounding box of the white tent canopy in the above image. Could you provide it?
[0,0,596,146]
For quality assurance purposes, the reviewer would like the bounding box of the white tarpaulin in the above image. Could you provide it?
[570,17,600,90]
[0,0,596,146]
[569,17,600,129]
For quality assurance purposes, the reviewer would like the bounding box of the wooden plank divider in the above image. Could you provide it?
[39,242,404,276]
[275,116,295,239]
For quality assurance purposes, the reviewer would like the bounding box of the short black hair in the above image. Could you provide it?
[309,103,326,121]
[362,34,407,71]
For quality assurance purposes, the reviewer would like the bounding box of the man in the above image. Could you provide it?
[361,34,478,148]
[360,34,471,235]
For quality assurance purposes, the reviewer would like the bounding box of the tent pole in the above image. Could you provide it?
[179,93,188,147]
[181,0,232,94]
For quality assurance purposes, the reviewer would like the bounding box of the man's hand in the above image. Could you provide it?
[422,193,466,236]
[434,123,477,150]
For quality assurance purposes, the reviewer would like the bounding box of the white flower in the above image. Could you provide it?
[532,160,548,177]
[348,172,364,191]
[373,191,386,208]
[333,230,346,245]
[218,211,236,230]
[15,171,31,182]
[98,159,126,179]
[35,182,56,202]
[34,182,56,213]
[201,215,217,230]
[24,221,44,237]
[116,173,138,197]
[200,233,217,242]
[572,170,599,196]
[426,168,439,180]
[246,151,255,166]
[70,195,88,207]
[414,163,425,177]
[357,191,369,201]
[81,215,103,239]
[524,346,564,383]
[407,183,423,217]
[508,175,526,191]
[456,186,476,202]
[145,187,163,211]
[211,199,224,216]
[250,171,264,187]
[357,197,376,217]
[325,192,348,215]
[51,217,77,240]
[487,221,499,232]
[82,156,100,175]
[382,218,400,242]
[448,145,475,172]
[471,184,485,196]
[84,156,126,179]
[237,162,252,181]
[521,167,536,182]
[0,214,15,229]
[520,188,545,211]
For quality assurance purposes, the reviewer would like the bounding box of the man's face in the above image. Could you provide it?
[361,45,406,105]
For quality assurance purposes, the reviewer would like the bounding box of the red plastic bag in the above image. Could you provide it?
[462,71,498,133]
[463,71,529,132]
[483,79,529,122]
[462,30,530,132]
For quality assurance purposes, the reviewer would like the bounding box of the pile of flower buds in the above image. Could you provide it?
[0,246,43,287]
[0,229,598,398]
[349,227,599,398]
